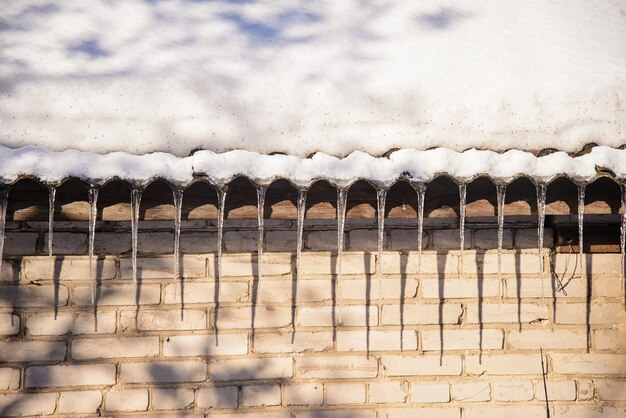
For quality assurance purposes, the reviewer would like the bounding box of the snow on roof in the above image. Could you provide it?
[0,0,625,158]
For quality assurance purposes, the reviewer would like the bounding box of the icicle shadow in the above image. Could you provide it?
[437,251,447,365]
[399,251,408,350]
[585,253,593,352]
[292,188,307,343]
[364,251,372,357]
[214,186,227,344]
[476,251,485,363]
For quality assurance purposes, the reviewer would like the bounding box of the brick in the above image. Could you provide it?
[465,354,543,375]
[197,386,238,409]
[58,391,102,414]
[137,231,174,254]
[26,364,116,387]
[474,229,513,250]
[578,379,594,400]
[421,329,503,351]
[211,358,292,381]
[0,260,19,282]
[120,308,206,331]
[0,393,57,416]
[26,311,115,335]
[296,411,374,418]
[554,303,626,325]
[0,368,20,390]
[164,281,248,304]
[551,354,626,375]
[306,230,339,251]
[340,278,419,300]
[380,408,460,418]
[337,330,417,352]
[382,303,462,325]
[265,230,297,252]
[94,232,131,254]
[254,331,333,353]
[216,306,291,329]
[297,356,377,379]
[508,329,586,349]
[0,285,68,307]
[297,305,378,327]
[421,278,499,299]
[410,382,449,403]
[222,253,292,278]
[389,228,428,251]
[369,381,407,403]
[515,228,553,249]
[3,232,38,255]
[432,229,471,250]
[466,303,548,324]
[535,380,576,401]
[73,284,160,305]
[492,381,533,401]
[106,389,148,412]
[242,384,281,407]
[120,255,206,279]
[382,355,461,376]
[284,383,323,406]
[553,405,626,418]
[450,382,491,402]
[595,326,626,351]
[73,336,159,359]
[23,256,116,281]
[0,313,19,335]
[181,231,218,253]
[299,252,374,275]
[505,277,586,298]
[592,275,623,297]
[381,252,457,275]
[46,232,88,254]
[121,361,206,383]
[554,253,622,276]
[349,229,379,251]
[596,380,626,401]
[164,333,248,356]
[464,251,542,275]
[326,383,365,405]
[0,341,66,362]
[224,230,258,252]
[259,279,332,303]
[464,406,547,418]
[152,388,195,410]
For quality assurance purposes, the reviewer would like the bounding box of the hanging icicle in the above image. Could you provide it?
[577,184,586,279]
[336,188,348,323]
[376,188,387,301]
[256,186,266,290]
[536,184,547,302]
[416,186,425,278]
[621,184,626,290]
[0,188,8,279]
[217,186,228,294]
[458,183,467,279]
[296,189,307,286]
[130,188,142,285]
[48,186,56,280]
[172,188,184,280]
[496,185,506,304]
[88,187,99,304]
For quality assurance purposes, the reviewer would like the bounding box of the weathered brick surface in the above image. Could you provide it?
[211,358,292,381]
[152,387,195,410]
[164,333,248,356]
[58,390,102,413]
[451,382,491,402]
[0,313,19,335]
[421,329,504,351]
[410,382,450,403]
[196,386,239,409]
[26,311,115,335]
[106,388,149,411]
[284,383,323,406]
[120,308,206,331]
[0,368,20,390]
[369,381,407,403]
[0,341,66,362]
[26,364,116,387]
[121,360,206,383]
[72,336,160,359]
[492,381,533,401]
[0,285,68,307]
[382,355,462,376]
[0,393,57,416]
[242,384,282,407]
[326,383,365,405]
[23,256,116,281]
[297,356,377,379]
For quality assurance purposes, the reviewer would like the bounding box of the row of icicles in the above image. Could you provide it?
[0,184,624,311]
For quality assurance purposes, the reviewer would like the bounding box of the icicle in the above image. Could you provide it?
[336,188,348,323]
[577,185,586,279]
[376,188,387,301]
[0,188,8,279]
[88,187,98,304]
[173,188,184,280]
[130,189,142,285]
[296,189,307,284]
[496,185,506,304]
[536,184,547,302]
[621,185,626,290]
[416,186,425,278]
[458,183,467,278]
[48,187,56,280]
[217,186,227,292]
[256,186,266,289]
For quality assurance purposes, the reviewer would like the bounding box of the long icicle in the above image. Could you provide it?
[214,186,227,342]
[416,186,425,278]
[0,188,9,279]
[458,183,467,279]
[173,188,183,280]
[88,187,99,304]
[621,184,626,291]
[131,189,142,285]
[537,184,547,303]
[336,188,348,323]
[577,185,586,279]
[496,185,506,306]
[376,189,387,302]
[294,188,307,338]
[48,187,56,280]
[256,186,266,293]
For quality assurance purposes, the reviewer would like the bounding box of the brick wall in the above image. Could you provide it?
[0,219,625,417]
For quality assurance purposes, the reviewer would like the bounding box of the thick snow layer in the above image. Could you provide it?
[0,145,624,187]
[0,1,625,157]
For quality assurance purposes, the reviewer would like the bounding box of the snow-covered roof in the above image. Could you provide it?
[1,0,625,158]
